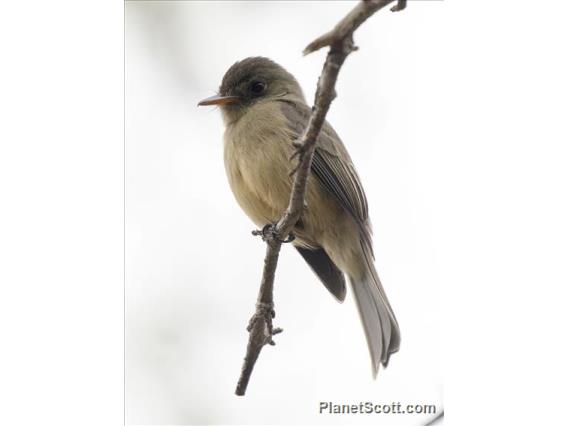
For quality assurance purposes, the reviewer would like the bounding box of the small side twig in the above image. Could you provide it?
[235,0,405,396]
[391,0,407,13]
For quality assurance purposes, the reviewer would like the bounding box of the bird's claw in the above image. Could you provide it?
[252,223,295,243]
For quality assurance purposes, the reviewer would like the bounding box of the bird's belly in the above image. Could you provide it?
[226,168,290,227]
[224,126,293,227]
[225,148,349,246]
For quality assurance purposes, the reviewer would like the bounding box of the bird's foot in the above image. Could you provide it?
[252,223,295,243]
[246,302,283,346]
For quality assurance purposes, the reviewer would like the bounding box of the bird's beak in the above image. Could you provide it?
[197,94,240,107]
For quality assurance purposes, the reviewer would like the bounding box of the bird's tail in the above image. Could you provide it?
[349,243,400,377]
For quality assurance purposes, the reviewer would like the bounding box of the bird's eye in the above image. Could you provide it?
[249,81,266,95]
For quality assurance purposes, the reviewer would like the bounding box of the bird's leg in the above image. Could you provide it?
[252,223,295,243]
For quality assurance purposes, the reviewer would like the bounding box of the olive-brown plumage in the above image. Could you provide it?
[199,57,400,376]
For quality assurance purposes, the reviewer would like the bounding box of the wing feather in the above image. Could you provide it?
[279,100,373,251]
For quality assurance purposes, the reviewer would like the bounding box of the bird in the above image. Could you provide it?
[198,57,400,377]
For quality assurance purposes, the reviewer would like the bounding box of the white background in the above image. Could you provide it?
[126,2,440,425]
[1,0,568,426]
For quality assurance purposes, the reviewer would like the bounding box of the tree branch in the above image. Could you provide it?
[303,0,406,56]
[235,0,406,396]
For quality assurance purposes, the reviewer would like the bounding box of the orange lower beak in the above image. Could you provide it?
[197,95,240,106]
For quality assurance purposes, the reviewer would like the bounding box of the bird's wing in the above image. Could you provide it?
[279,100,373,251]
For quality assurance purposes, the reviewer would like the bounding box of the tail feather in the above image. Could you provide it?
[350,243,400,377]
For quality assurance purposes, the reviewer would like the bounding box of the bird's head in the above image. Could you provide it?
[198,57,305,123]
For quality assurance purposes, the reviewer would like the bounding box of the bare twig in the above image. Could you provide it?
[303,0,404,56]
[235,0,405,396]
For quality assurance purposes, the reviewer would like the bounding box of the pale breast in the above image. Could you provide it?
[222,100,362,269]
[223,101,294,227]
